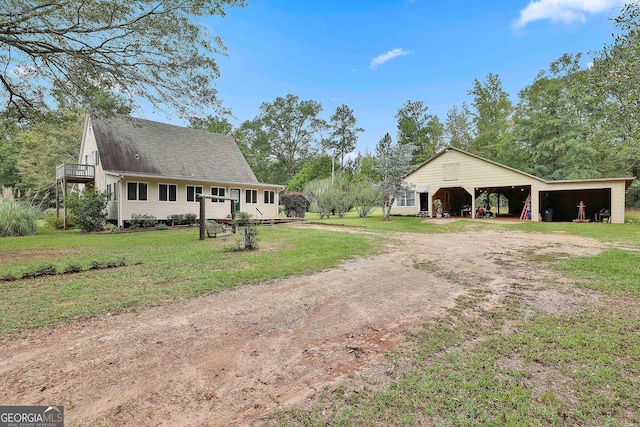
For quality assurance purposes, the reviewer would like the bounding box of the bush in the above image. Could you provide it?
[43,207,65,229]
[166,213,197,226]
[0,187,39,237]
[228,212,259,251]
[280,192,308,218]
[65,187,108,232]
[130,213,157,228]
[352,179,382,218]
[103,223,118,232]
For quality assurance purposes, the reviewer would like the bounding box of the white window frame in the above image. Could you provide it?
[186,185,203,202]
[397,190,415,207]
[264,190,275,204]
[245,189,258,204]
[127,181,148,201]
[210,187,226,203]
[158,183,177,202]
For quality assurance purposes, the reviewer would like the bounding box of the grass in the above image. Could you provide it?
[0,225,380,333]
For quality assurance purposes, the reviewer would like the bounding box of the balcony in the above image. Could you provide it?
[56,162,95,184]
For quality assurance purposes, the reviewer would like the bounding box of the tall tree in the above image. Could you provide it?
[324,104,364,168]
[257,94,326,178]
[468,73,515,163]
[0,0,245,121]
[235,119,288,185]
[396,100,444,164]
[514,54,598,180]
[444,103,474,150]
[374,132,415,221]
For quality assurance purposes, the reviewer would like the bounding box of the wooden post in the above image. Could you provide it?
[231,200,236,233]
[199,195,205,240]
[63,178,68,230]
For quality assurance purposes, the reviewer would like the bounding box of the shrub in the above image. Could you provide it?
[0,187,39,237]
[130,213,157,228]
[166,213,197,226]
[352,180,382,218]
[103,223,118,232]
[280,192,308,218]
[227,212,259,251]
[43,208,65,229]
[63,263,83,274]
[65,187,108,232]
[22,264,56,278]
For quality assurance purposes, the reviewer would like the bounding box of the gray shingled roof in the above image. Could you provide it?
[92,116,259,184]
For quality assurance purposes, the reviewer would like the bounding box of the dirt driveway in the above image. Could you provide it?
[0,225,607,426]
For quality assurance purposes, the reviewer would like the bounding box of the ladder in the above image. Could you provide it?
[520,192,531,220]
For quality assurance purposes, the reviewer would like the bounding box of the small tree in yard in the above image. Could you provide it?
[281,192,308,218]
[66,187,108,232]
[351,179,382,218]
[374,133,415,221]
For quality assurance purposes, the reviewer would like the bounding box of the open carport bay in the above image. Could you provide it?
[539,188,611,222]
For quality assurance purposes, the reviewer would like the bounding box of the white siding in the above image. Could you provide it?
[118,177,280,225]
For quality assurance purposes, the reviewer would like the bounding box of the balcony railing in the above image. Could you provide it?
[56,162,95,182]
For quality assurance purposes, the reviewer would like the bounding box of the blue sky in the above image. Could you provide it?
[142,0,626,155]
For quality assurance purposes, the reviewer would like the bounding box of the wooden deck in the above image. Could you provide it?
[56,163,95,184]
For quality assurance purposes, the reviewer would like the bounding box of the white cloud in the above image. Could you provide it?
[369,48,411,70]
[513,0,625,29]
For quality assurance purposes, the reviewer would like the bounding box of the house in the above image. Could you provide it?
[56,115,283,228]
[394,147,635,224]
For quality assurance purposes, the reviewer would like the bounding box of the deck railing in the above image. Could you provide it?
[56,163,95,181]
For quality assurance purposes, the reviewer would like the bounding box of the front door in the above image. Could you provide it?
[230,188,241,212]
[419,193,429,211]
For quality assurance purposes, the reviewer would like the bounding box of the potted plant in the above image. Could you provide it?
[434,198,443,218]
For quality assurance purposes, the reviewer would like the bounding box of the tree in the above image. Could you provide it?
[286,156,332,192]
[514,54,598,180]
[374,133,415,221]
[589,2,640,180]
[189,114,234,135]
[0,0,246,121]
[14,110,84,194]
[396,100,444,164]
[324,104,364,168]
[235,119,288,185]
[257,94,326,178]
[468,73,515,162]
[444,103,474,150]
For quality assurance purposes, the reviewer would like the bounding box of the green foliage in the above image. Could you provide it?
[280,192,308,218]
[468,73,516,164]
[65,187,107,232]
[396,99,445,164]
[0,187,38,237]
[188,114,233,134]
[286,156,332,192]
[43,207,65,230]
[303,174,354,219]
[374,133,416,221]
[352,179,381,218]
[229,212,259,251]
[130,213,158,228]
[235,119,289,185]
[166,213,197,226]
[257,94,327,177]
[324,104,364,167]
[1,0,247,120]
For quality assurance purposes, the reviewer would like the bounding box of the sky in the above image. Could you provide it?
[141,0,627,155]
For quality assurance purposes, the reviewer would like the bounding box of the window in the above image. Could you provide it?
[210,187,226,203]
[127,182,148,201]
[245,189,257,204]
[106,184,112,201]
[264,190,275,204]
[186,185,203,202]
[159,184,177,202]
[397,190,415,207]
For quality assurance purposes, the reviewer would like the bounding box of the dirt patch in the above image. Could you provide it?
[0,248,81,266]
[0,227,611,426]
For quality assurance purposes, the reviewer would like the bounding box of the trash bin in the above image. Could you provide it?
[543,209,553,222]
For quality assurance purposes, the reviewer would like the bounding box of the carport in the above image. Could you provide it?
[397,147,635,224]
